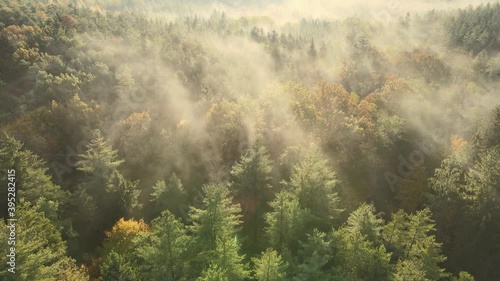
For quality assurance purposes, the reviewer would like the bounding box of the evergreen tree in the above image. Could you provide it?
[188,184,249,280]
[452,272,476,281]
[265,190,306,256]
[230,145,273,254]
[100,251,138,281]
[135,210,190,281]
[283,151,342,231]
[74,129,135,256]
[393,259,430,281]
[252,249,287,281]
[108,171,142,218]
[150,173,187,219]
[383,209,449,280]
[308,39,317,58]
[230,145,273,201]
[345,203,384,245]
[333,227,392,281]
[0,201,88,281]
[295,230,335,281]
[76,129,124,188]
[0,134,69,224]
[464,146,500,221]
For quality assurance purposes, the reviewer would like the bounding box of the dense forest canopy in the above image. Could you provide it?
[0,0,499,280]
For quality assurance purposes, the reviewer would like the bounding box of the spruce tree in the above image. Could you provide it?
[188,184,249,280]
[252,249,287,281]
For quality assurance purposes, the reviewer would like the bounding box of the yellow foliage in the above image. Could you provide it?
[121,111,151,127]
[177,119,188,129]
[103,218,150,255]
[69,94,94,115]
[1,25,37,47]
[13,47,39,62]
[450,135,468,153]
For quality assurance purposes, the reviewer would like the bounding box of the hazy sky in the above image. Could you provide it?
[177,0,498,22]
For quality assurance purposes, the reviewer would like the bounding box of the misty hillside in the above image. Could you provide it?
[0,1,499,281]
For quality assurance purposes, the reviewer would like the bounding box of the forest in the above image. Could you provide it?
[0,0,499,280]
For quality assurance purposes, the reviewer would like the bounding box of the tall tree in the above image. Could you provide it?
[100,251,137,281]
[333,227,392,281]
[308,39,317,58]
[74,129,134,256]
[283,151,342,231]
[345,203,384,245]
[76,129,124,188]
[295,230,336,281]
[0,201,88,281]
[0,134,68,225]
[265,190,307,256]
[230,145,273,254]
[252,249,287,281]
[149,173,187,219]
[135,210,190,281]
[383,209,449,280]
[188,184,249,280]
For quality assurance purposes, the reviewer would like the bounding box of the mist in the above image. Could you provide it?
[1,1,499,280]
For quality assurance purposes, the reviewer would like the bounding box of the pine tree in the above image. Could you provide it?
[345,203,384,245]
[0,134,69,224]
[230,145,273,254]
[197,264,230,281]
[465,146,500,221]
[308,39,317,58]
[107,171,142,217]
[295,230,334,281]
[333,227,392,281]
[75,129,136,255]
[136,210,190,281]
[452,271,476,281]
[283,151,342,231]
[252,249,287,281]
[393,259,430,281]
[150,173,187,218]
[0,201,88,281]
[188,184,249,280]
[77,129,124,188]
[265,190,306,256]
[230,145,273,201]
[384,209,449,280]
[100,251,137,281]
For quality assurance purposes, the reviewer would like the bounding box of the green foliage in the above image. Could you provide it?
[295,230,335,281]
[393,259,430,281]
[464,146,500,220]
[135,211,189,281]
[0,201,88,281]
[0,1,496,280]
[77,129,124,187]
[447,3,500,54]
[0,134,68,222]
[345,203,384,244]
[100,251,138,281]
[150,173,187,218]
[230,145,273,199]
[252,249,287,281]
[453,271,476,281]
[283,150,342,230]
[334,227,392,281]
[108,171,142,217]
[383,209,449,280]
[188,184,250,280]
[265,190,307,255]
